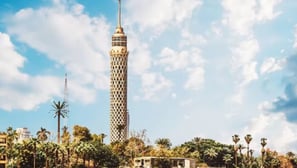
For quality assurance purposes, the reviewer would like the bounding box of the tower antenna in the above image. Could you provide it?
[117,0,122,28]
[63,73,69,126]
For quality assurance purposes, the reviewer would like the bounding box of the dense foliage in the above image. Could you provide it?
[1,127,297,168]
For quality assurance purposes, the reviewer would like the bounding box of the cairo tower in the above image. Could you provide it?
[109,0,129,143]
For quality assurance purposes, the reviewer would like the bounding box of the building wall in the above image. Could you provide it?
[0,134,7,168]
[134,157,196,168]
[16,127,31,143]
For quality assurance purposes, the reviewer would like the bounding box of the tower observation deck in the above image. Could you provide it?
[109,0,129,143]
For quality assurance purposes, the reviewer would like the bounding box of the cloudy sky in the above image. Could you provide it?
[1,0,297,153]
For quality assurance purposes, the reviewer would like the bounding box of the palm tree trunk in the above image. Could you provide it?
[33,153,36,168]
[234,150,237,167]
[58,115,61,144]
[83,157,86,167]
[75,153,79,165]
[67,147,71,168]
[55,150,59,167]
[62,152,65,167]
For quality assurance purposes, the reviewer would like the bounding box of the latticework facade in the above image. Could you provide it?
[109,0,129,143]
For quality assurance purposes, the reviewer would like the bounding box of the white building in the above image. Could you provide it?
[134,157,196,168]
[16,127,31,142]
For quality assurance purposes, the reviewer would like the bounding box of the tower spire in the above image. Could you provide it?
[63,73,69,127]
[117,0,122,28]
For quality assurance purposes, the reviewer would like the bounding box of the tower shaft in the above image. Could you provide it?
[109,0,129,143]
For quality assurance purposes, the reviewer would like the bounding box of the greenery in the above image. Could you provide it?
[1,127,297,168]
[0,101,297,167]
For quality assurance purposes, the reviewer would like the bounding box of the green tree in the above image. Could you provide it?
[40,142,52,168]
[6,127,19,166]
[72,125,92,142]
[155,138,172,149]
[125,137,146,166]
[111,141,129,166]
[61,126,71,167]
[92,142,119,168]
[52,101,68,144]
[286,151,297,167]
[28,138,40,168]
[263,150,281,168]
[61,126,71,145]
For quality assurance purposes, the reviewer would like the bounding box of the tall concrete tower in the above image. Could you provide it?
[110,0,129,143]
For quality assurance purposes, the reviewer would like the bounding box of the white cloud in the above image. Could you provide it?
[179,28,207,48]
[211,22,223,37]
[5,1,110,90]
[232,38,259,86]
[230,38,259,104]
[128,32,152,75]
[230,88,245,104]
[222,0,257,36]
[260,57,286,75]
[257,0,282,21]
[241,61,258,86]
[0,33,62,111]
[0,1,113,110]
[125,0,202,33]
[139,72,172,100]
[294,24,297,49]
[222,0,282,36]
[184,67,205,90]
[158,47,205,91]
[258,100,274,111]
[223,0,282,105]
[243,113,297,153]
[159,47,190,71]
[0,33,27,82]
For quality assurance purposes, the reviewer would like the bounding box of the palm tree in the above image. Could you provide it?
[13,143,23,168]
[223,154,233,168]
[6,127,19,165]
[40,142,51,168]
[28,138,40,168]
[116,124,126,141]
[99,133,107,144]
[232,134,240,167]
[155,138,172,149]
[238,144,246,166]
[6,127,19,146]
[244,134,252,164]
[0,146,6,165]
[204,148,218,160]
[261,138,267,168]
[61,126,71,145]
[37,127,51,142]
[52,101,68,144]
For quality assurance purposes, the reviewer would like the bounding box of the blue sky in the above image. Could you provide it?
[1,0,297,153]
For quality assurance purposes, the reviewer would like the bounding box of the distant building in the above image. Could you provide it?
[0,134,7,168]
[133,156,196,168]
[16,127,31,142]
